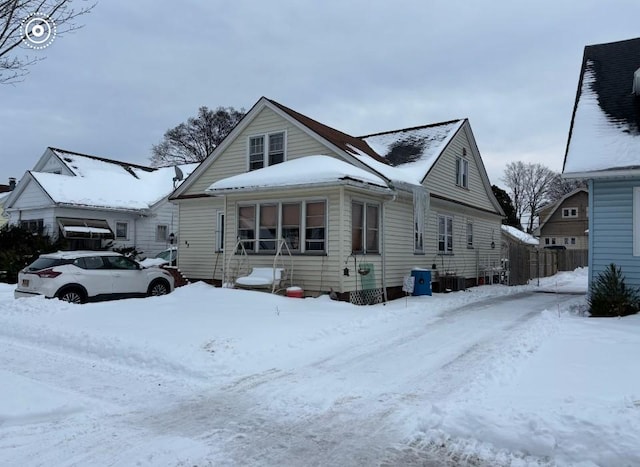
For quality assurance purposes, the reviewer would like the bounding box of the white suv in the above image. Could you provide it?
[14,251,175,304]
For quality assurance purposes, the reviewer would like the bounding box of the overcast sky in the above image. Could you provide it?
[2,0,640,190]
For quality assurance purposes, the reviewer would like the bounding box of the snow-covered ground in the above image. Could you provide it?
[1,267,638,466]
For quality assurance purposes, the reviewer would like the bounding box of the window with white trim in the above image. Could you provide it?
[237,201,325,253]
[562,207,578,218]
[115,221,128,240]
[20,219,44,234]
[156,224,168,242]
[351,201,380,254]
[216,211,224,252]
[455,157,469,188]
[248,132,285,171]
[438,214,453,253]
[466,221,474,247]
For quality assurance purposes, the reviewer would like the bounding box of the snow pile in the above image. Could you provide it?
[1,269,639,466]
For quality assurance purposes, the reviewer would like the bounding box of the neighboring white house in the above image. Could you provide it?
[4,147,197,258]
[170,97,505,301]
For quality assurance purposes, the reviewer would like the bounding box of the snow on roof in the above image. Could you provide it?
[501,225,539,245]
[50,148,154,177]
[206,155,388,193]
[31,163,198,211]
[564,39,640,175]
[353,120,465,185]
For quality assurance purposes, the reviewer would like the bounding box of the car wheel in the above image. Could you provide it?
[148,280,170,297]
[57,287,86,304]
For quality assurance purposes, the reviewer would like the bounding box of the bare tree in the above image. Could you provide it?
[523,163,556,233]
[546,174,587,203]
[150,106,245,166]
[0,0,96,84]
[502,161,557,233]
[502,161,528,224]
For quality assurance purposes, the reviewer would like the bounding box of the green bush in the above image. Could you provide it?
[0,224,67,284]
[588,263,640,317]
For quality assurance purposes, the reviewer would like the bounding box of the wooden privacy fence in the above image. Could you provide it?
[504,245,588,286]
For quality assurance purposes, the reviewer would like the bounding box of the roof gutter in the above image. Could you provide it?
[563,168,640,179]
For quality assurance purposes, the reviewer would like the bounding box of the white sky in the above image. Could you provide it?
[2,1,640,190]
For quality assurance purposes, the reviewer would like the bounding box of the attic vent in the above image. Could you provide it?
[634,68,640,96]
[462,148,467,157]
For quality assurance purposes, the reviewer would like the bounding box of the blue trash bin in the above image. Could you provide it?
[411,269,432,296]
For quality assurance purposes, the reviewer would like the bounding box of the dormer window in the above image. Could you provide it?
[248,131,286,171]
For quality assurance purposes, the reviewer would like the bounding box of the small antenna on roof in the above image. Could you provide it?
[172,166,184,189]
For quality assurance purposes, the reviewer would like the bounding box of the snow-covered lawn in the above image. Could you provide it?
[0,268,638,466]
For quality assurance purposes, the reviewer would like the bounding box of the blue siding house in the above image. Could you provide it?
[562,37,640,290]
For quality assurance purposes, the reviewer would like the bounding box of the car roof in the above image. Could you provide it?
[40,250,123,259]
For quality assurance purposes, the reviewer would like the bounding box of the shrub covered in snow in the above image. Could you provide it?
[588,263,640,317]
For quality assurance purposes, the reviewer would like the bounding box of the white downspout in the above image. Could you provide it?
[381,190,397,302]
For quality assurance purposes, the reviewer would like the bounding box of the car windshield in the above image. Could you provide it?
[155,250,176,261]
[25,257,71,272]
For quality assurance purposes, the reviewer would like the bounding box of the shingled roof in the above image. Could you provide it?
[563,37,640,175]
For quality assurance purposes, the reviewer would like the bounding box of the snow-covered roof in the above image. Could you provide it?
[563,38,640,176]
[501,225,539,246]
[24,151,198,211]
[356,120,465,185]
[206,155,389,194]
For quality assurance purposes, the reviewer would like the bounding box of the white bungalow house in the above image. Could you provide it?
[4,147,197,258]
[170,97,504,302]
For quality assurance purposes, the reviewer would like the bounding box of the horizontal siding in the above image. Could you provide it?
[176,198,223,280]
[427,197,502,280]
[12,179,51,209]
[591,180,640,288]
[183,107,342,196]
[424,123,497,213]
[135,200,179,258]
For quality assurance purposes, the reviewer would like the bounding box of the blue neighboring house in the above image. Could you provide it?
[562,37,640,290]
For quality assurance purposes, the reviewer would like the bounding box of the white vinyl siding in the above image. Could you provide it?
[181,107,343,196]
[424,122,497,213]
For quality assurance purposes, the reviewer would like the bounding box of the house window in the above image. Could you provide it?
[248,132,286,171]
[216,212,224,252]
[115,221,128,240]
[562,207,578,218]
[545,238,550,245]
[351,201,380,254]
[455,157,469,188]
[571,237,576,245]
[249,136,265,171]
[237,200,325,253]
[20,219,44,234]
[156,224,168,242]
[564,237,569,245]
[551,237,557,245]
[259,204,278,251]
[282,203,301,251]
[305,201,326,252]
[238,205,256,251]
[466,221,473,248]
[438,214,453,253]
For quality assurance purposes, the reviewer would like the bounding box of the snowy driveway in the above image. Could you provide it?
[0,286,587,467]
